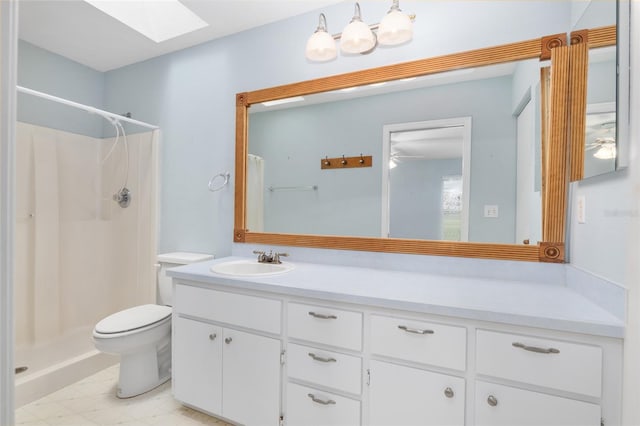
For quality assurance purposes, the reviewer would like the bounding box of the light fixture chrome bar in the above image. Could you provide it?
[16,86,159,130]
[331,13,415,40]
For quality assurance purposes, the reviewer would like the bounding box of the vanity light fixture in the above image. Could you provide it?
[305,1,415,62]
[340,3,376,54]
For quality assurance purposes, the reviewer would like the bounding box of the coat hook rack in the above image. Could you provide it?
[321,154,372,170]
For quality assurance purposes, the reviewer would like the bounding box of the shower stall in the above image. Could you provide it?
[14,87,159,406]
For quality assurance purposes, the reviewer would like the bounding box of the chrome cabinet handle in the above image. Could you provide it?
[444,387,454,398]
[225,337,233,344]
[308,311,338,320]
[308,352,337,363]
[209,333,217,341]
[512,342,560,354]
[307,393,336,405]
[487,395,498,407]
[398,325,434,335]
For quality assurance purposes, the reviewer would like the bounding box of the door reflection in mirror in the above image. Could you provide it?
[382,118,470,242]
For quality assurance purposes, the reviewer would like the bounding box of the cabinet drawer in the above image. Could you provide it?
[475,381,601,426]
[286,382,361,426]
[174,284,281,334]
[287,343,362,395]
[370,314,466,371]
[476,330,602,397]
[288,303,362,351]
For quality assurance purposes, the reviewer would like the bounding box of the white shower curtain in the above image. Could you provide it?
[246,154,264,232]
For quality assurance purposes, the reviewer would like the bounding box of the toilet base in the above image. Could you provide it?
[116,336,171,398]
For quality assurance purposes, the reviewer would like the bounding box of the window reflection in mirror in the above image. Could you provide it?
[248,58,544,245]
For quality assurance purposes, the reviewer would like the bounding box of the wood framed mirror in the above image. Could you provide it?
[234,34,572,263]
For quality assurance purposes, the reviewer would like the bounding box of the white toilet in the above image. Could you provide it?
[93,252,213,398]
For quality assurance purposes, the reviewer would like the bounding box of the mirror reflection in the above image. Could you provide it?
[584,46,617,178]
[573,0,618,178]
[248,58,544,245]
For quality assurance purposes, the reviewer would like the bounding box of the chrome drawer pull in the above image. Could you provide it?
[487,395,498,407]
[209,333,217,341]
[512,342,560,354]
[308,352,337,363]
[398,325,434,335]
[308,311,338,320]
[307,393,336,405]
[444,387,454,398]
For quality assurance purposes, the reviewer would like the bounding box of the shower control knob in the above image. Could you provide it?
[225,337,233,344]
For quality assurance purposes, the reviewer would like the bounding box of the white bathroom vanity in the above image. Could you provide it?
[168,257,623,426]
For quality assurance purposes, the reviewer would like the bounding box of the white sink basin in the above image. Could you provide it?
[210,260,294,276]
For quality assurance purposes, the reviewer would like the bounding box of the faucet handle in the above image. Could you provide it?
[252,250,265,255]
[273,252,289,264]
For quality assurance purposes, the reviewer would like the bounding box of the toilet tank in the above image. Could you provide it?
[156,252,214,306]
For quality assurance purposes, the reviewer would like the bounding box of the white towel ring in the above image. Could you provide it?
[208,172,230,192]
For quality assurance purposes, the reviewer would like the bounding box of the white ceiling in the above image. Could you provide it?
[18,0,344,72]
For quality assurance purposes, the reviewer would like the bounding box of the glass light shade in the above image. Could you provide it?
[340,19,376,54]
[306,30,337,62]
[594,144,616,160]
[377,9,413,46]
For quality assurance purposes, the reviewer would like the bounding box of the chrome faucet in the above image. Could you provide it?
[253,250,289,264]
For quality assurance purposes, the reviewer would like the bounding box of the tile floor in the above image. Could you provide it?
[15,366,232,426]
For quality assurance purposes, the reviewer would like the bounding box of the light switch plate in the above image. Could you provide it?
[484,205,499,218]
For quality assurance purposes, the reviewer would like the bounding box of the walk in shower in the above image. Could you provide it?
[14,88,159,405]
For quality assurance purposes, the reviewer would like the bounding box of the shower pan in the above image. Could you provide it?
[14,87,160,406]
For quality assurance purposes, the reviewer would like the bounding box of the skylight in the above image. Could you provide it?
[84,0,208,43]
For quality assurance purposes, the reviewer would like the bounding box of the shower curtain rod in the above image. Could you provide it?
[16,86,159,130]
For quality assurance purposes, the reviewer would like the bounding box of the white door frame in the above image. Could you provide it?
[1,0,18,424]
[381,117,471,241]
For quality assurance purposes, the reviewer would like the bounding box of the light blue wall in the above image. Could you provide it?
[101,1,573,256]
[250,76,516,243]
[17,40,105,138]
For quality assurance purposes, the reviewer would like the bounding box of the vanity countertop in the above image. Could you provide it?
[168,256,624,338]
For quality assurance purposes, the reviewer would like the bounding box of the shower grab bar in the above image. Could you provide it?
[208,172,230,192]
[17,86,159,130]
[268,185,318,192]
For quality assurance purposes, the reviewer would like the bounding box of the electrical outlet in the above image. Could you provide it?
[484,205,499,218]
[577,195,586,224]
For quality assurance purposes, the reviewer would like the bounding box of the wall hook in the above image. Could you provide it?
[341,155,348,165]
[324,156,331,166]
[359,153,365,164]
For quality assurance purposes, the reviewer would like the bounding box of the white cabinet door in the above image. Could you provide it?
[475,381,601,426]
[222,328,282,426]
[369,360,465,426]
[172,316,223,415]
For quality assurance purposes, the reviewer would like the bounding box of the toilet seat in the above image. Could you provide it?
[94,304,171,335]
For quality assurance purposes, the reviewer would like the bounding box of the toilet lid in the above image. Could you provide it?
[95,304,171,334]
